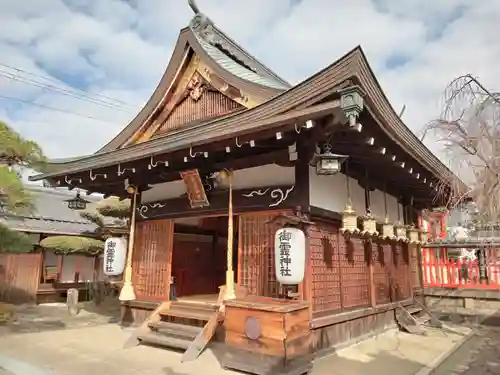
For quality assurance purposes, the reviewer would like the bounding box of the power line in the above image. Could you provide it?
[0,62,140,109]
[0,70,135,113]
[0,93,119,123]
[0,62,139,108]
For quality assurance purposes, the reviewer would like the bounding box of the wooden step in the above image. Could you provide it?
[160,303,217,321]
[161,308,214,321]
[170,301,218,312]
[148,321,202,340]
[138,332,192,351]
[415,316,431,326]
[181,311,221,363]
[406,305,423,315]
[396,306,426,335]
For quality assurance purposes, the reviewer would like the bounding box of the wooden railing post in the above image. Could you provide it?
[405,243,413,298]
[367,240,376,308]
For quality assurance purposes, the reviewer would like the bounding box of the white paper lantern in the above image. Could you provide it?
[274,227,306,285]
[103,237,127,276]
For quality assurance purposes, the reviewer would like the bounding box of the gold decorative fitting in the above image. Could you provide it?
[340,203,359,234]
[378,217,396,240]
[187,73,205,101]
[361,213,378,236]
[394,223,408,242]
[407,225,421,244]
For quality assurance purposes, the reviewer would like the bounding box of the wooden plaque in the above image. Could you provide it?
[180,169,210,208]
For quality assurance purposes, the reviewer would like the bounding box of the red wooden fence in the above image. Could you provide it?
[422,248,500,290]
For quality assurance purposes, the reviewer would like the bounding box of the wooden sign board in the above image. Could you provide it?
[180,169,210,208]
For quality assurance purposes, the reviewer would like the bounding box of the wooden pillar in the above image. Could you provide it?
[57,255,63,281]
[295,137,312,302]
[225,171,236,300]
[74,255,81,283]
[119,189,139,301]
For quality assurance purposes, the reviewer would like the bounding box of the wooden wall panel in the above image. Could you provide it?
[392,242,411,300]
[373,242,392,305]
[238,212,283,298]
[309,220,342,313]
[338,237,370,309]
[132,219,173,301]
[309,218,418,315]
[155,90,243,136]
[0,253,42,302]
[309,220,371,314]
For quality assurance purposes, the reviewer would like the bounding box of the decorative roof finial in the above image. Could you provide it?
[188,0,214,41]
[188,0,200,14]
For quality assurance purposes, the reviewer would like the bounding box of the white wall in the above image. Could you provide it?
[141,164,295,204]
[43,250,58,267]
[60,255,95,283]
[308,167,402,221]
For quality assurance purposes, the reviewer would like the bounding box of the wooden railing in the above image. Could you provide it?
[422,248,500,290]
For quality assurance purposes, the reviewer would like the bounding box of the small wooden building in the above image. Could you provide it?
[30,1,460,371]
[0,186,103,303]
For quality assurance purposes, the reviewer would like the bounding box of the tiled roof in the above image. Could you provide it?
[189,13,290,91]
[0,186,100,235]
[195,34,289,90]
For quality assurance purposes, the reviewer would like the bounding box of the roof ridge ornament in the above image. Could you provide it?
[188,0,214,42]
[188,0,200,14]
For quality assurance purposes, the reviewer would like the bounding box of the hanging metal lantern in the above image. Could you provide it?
[341,201,359,234]
[361,212,377,236]
[310,143,348,176]
[378,217,395,240]
[65,191,90,210]
[339,161,358,234]
[377,188,394,239]
[407,225,420,244]
[339,85,364,127]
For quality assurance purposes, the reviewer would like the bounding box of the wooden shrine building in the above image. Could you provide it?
[30,1,461,373]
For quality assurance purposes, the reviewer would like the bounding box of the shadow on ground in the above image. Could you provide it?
[204,336,425,375]
[0,297,121,335]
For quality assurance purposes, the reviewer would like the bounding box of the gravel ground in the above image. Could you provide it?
[430,314,500,375]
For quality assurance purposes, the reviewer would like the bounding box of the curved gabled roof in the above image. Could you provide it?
[94,12,290,154]
[32,46,464,194]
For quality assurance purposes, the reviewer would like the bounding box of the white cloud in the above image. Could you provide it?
[0,0,499,171]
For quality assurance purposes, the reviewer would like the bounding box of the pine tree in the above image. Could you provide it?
[0,120,47,252]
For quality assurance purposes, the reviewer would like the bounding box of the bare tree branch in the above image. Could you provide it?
[421,74,500,223]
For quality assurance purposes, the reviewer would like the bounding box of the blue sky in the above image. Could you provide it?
[0,0,498,163]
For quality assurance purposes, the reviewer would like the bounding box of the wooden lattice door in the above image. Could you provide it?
[238,212,283,297]
[132,219,174,301]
